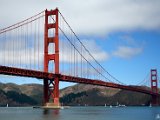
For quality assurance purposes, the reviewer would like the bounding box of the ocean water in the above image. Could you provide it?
[0,106,160,120]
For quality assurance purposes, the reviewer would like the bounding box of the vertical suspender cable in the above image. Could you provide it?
[26,22,28,68]
[25,24,27,68]
[4,32,6,65]
[13,28,14,66]
[30,20,32,69]
[34,20,36,69]
[38,16,40,70]
[81,44,82,77]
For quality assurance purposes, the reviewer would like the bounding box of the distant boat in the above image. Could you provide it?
[119,104,126,107]
[149,103,152,107]
[109,105,112,108]
[6,104,8,107]
[116,102,119,107]
[156,114,160,119]
[104,104,106,107]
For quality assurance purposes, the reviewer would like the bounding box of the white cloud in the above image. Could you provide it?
[112,46,143,59]
[0,0,160,36]
[59,39,109,63]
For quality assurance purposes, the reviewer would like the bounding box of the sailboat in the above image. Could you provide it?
[156,114,160,119]
[149,103,152,107]
[104,104,106,107]
[6,103,8,107]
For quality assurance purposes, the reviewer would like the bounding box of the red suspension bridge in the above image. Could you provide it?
[0,8,159,106]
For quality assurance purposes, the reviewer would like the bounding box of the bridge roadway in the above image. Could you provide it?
[0,65,158,96]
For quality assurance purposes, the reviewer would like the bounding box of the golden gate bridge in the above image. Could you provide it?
[0,8,159,107]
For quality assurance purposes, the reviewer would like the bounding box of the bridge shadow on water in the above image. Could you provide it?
[42,109,60,120]
[43,109,60,115]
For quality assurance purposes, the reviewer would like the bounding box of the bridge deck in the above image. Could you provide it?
[0,65,158,96]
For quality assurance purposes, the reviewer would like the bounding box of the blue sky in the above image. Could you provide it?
[97,31,160,85]
[0,0,160,88]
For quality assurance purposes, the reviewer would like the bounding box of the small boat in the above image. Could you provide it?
[149,103,152,107]
[156,114,160,119]
[33,106,41,109]
[109,105,112,108]
[6,103,8,107]
[104,104,106,107]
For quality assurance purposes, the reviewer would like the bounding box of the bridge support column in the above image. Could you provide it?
[43,79,49,103]
[43,8,60,107]
[150,69,159,106]
[151,95,158,105]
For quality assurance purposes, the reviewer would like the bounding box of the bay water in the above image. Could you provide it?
[0,106,160,120]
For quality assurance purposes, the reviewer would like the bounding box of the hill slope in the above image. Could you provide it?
[0,82,152,106]
[60,84,151,106]
[0,83,42,106]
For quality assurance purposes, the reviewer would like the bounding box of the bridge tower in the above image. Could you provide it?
[151,69,158,105]
[43,8,60,106]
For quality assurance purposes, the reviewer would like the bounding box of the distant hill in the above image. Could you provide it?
[0,82,152,106]
[0,83,43,106]
[0,89,37,106]
[60,84,151,106]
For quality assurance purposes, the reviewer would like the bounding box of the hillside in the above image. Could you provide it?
[60,84,151,106]
[0,83,43,106]
[0,82,152,106]
[0,89,37,106]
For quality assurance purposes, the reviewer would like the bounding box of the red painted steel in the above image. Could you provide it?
[0,66,55,79]
[59,74,158,96]
[44,8,59,106]
[151,69,158,105]
[151,69,158,93]
[0,65,159,97]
